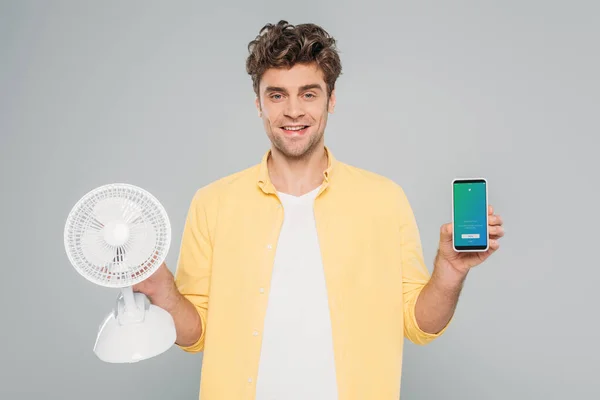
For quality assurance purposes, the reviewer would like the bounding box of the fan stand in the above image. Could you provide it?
[93,286,176,363]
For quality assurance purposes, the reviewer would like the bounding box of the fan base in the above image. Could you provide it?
[93,292,176,363]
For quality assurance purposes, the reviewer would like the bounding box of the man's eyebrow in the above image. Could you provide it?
[264,86,288,94]
[299,83,323,92]
[263,83,324,94]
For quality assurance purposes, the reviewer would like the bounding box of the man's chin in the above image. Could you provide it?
[270,129,323,158]
[279,141,320,159]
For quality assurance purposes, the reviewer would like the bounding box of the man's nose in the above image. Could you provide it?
[284,98,305,119]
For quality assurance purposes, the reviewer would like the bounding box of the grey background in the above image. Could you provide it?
[1,0,598,399]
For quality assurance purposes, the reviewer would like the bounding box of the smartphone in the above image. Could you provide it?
[452,178,489,252]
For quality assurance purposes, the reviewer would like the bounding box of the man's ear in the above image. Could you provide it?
[328,89,336,113]
[255,97,262,117]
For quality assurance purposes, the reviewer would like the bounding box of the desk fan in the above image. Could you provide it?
[64,183,176,363]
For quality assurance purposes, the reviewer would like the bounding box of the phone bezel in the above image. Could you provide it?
[452,178,489,252]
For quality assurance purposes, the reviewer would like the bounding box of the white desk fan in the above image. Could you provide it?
[64,183,176,363]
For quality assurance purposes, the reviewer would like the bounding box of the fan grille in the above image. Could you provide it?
[64,183,171,288]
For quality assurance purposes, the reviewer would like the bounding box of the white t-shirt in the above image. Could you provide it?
[254,186,339,400]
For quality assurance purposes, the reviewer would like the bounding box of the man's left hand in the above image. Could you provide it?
[437,205,504,277]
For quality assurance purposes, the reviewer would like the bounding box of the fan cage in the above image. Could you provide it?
[64,183,171,288]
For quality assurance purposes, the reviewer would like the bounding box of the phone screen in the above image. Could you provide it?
[453,179,488,251]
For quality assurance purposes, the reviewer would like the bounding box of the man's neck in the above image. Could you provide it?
[267,144,328,196]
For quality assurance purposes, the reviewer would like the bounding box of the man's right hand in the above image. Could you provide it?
[132,261,182,313]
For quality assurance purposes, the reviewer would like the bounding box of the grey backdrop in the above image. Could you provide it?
[1,1,598,399]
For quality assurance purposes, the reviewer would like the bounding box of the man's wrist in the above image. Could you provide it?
[432,256,468,293]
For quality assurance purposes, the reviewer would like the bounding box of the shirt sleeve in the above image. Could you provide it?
[396,185,453,345]
[173,187,214,353]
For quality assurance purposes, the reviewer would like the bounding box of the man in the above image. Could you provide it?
[133,20,504,400]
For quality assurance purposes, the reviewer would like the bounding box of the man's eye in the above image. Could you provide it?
[304,93,315,98]
[271,94,282,100]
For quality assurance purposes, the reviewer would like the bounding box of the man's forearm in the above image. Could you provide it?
[155,289,203,347]
[414,255,468,334]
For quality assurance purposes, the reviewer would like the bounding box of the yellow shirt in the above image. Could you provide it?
[174,146,451,400]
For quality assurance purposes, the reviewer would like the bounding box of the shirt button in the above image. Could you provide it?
[259,288,265,294]
[266,244,272,250]
[253,330,259,336]
[248,378,253,383]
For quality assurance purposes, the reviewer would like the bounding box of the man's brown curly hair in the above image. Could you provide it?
[246,20,342,100]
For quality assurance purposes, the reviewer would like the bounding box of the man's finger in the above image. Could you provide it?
[489,214,503,226]
[489,225,504,238]
[489,239,500,251]
[440,223,453,240]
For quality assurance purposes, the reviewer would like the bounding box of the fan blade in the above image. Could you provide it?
[93,197,126,225]
[121,199,144,224]
[81,226,114,267]
[125,221,158,267]
[110,246,131,274]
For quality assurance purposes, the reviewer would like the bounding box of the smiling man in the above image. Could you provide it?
[134,20,504,400]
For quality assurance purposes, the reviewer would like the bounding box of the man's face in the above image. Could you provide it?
[255,62,335,159]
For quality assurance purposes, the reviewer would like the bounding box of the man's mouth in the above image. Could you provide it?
[281,125,310,135]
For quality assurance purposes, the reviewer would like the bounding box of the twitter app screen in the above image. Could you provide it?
[453,180,488,250]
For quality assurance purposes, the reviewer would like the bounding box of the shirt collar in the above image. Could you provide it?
[257,146,336,195]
